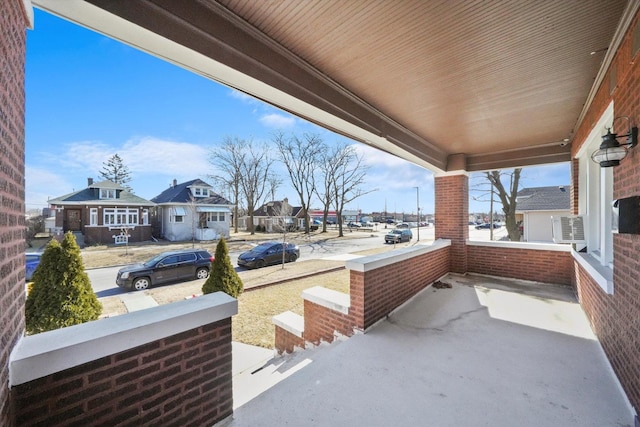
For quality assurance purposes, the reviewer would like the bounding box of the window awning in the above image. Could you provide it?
[196,206,227,213]
[172,207,186,215]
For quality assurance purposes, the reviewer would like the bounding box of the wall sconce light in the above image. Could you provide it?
[591,116,637,167]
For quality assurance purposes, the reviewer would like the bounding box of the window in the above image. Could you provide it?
[205,212,226,222]
[171,206,186,223]
[178,253,196,263]
[159,255,179,266]
[576,102,615,293]
[90,208,97,226]
[193,187,209,197]
[103,208,139,226]
[100,189,116,199]
[142,209,149,225]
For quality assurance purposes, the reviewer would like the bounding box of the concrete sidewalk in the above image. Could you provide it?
[227,273,634,426]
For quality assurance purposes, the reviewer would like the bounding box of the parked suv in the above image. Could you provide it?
[385,229,413,243]
[116,249,214,291]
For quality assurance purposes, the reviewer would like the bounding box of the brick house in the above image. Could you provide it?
[247,198,303,232]
[2,1,640,426]
[47,178,154,246]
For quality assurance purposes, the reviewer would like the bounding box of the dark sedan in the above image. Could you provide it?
[116,249,214,291]
[475,223,502,229]
[237,241,300,269]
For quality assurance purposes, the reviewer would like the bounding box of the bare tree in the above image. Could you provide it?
[480,169,522,241]
[238,141,276,234]
[209,137,246,234]
[274,131,326,234]
[267,174,283,203]
[330,145,375,237]
[316,143,343,232]
[269,199,294,269]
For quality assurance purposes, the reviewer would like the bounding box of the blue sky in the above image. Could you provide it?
[25,9,569,217]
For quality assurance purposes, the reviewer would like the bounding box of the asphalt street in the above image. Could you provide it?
[88,227,420,297]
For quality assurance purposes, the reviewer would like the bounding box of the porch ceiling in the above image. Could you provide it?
[35,0,634,172]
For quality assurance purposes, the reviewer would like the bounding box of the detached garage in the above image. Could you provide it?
[516,186,570,243]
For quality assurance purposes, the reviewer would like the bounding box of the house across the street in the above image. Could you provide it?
[247,198,302,232]
[47,178,155,246]
[151,179,232,241]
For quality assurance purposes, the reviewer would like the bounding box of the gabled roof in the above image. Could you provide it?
[89,180,124,190]
[254,200,303,218]
[516,186,571,212]
[48,180,154,206]
[151,179,232,205]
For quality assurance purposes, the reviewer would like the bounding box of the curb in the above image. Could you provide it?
[244,266,346,292]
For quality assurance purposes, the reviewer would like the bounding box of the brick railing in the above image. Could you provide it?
[467,240,572,285]
[274,240,452,353]
[10,293,237,426]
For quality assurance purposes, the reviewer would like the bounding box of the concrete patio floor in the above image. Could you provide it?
[229,273,635,427]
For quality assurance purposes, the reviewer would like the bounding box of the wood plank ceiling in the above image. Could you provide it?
[40,0,631,172]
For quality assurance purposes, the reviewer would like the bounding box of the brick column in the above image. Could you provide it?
[570,158,579,215]
[434,173,469,273]
[0,1,29,425]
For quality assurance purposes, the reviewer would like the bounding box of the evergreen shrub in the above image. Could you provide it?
[202,238,244,298]
[25,231,102,334]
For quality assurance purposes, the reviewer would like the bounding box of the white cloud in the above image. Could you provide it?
[120,137,210,177]
[259,113,296,129]
[352,143,433,190]
[26,136,215,207]
[228,89,258,104]
[25,166,74,210]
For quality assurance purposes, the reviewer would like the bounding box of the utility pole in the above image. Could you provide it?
[414,186,420,242]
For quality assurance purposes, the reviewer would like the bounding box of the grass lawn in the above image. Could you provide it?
[233,269,350,348]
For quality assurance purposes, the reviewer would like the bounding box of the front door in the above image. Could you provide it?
[66,209,82,231]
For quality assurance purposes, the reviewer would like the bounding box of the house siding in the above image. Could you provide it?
[571,10,640,413]
[0,1,27,425]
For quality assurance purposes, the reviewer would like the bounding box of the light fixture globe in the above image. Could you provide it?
[591,129,627,167]
[590,118,638,167]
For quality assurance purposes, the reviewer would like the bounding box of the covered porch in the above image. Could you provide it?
[2,1,639,426]
[233,273,632,426]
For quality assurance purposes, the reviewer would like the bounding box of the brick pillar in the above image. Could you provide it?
[0,1,29,426]
[570,158,579,215]
[434,173,468,273]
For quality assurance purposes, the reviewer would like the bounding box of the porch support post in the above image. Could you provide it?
[434,170,469,274]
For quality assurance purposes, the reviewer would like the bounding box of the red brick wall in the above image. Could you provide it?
[0,1,27,425]
[84,225,153,245]
[435,174,468,273]
[574,261,640,411]
[303,300,355,346]
[570,11,640,413]
[467,244,572,285]
[11,319,233,426]
[351,245,451,330]
[570,159,579,215]
[274,326,305,355]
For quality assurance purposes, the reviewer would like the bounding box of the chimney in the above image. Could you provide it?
[88,177,93,186]
[173,179,177,187]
